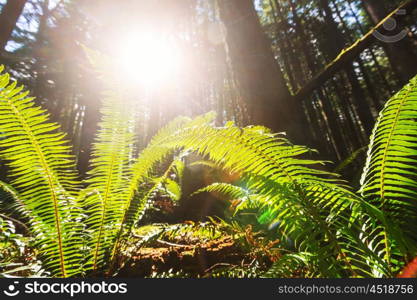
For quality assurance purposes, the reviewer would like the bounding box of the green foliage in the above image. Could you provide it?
[0,217,25,264]
[188,77,417,277]
[0,66,83,277]
[117,221,221,262]
[361,77,417,241]
[0,63,217,277]
[146,269,192,278]
[1,64,417,278]
[360,76,417,273]
[83,75,138,272]
[156,120,387,276]
[207,263,263,278]
[0,215,45,277]
[263,253,315,278]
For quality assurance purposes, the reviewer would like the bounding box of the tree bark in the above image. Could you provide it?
[216,0,309,144]
[362,0,417,85]
[0,0,27,53]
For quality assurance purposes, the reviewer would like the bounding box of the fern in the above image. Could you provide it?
[263,253,316,278]
[207,264,263,278]
[83,84,138,272]
[155,122,358,275]
[1,61,417,279]
[360,76,417,269]
[79,51,203,273]
[106,117,214,272]
[163,122,400,276]
[0,66,83,277]
[361,79,417,219]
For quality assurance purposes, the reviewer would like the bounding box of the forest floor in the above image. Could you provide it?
[117,236,244,277]
[115,223,274,278]
[0,221,275,278]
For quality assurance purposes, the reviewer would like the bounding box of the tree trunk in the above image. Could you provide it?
[0,0,27,53]
[78,98,100,176]
[319,0,375,136]
[216,0,309,145]
[288,0,345,160]
[347,0,394,94]
[362,0,417,84]
[331,0,382,111]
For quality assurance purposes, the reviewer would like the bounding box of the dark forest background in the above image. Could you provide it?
[1,0,416,183]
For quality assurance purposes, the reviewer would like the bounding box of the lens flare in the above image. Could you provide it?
[116,32,182,88]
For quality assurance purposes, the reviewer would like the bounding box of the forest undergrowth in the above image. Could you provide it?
[1,61,417,278]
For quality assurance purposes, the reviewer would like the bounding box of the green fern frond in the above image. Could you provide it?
[361,76,417,204]
[360,76,417,265]
[192,181,271,219]
[192,182,249,199]
[83,81,138,272]
[0,181,21,203]
[0,67,83,277]
[111,114,217,238]
[263,253,316,278]
[155,118,389,277]
[84,107,214,273]
[0,180,25,211]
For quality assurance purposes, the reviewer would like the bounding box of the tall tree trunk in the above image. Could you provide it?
[0,0,27,53]
[362,0,417,84]
[347,0,394,94]
[33,0,50,107]
[78,104,100,176]
[288,0,346,160]
[319,0,375,136]
[216,0,309,144]
[331,0,382,111]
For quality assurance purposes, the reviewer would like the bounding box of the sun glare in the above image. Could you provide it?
[116,32,182,89]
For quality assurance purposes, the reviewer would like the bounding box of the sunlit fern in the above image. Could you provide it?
[1,64,417,278]
[360,75,417,272]
[0,66,83,277]
[262,252,316,278]
[0,64,211,276]
[162,122,398,277]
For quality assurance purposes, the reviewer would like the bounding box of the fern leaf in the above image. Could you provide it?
[110,114,216,247]
[83,84,137,272]
[0,67,82,277]
[263,253,316,278]
[155,117,386,277]
[360,76,417,265]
